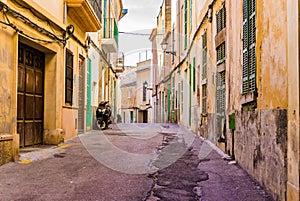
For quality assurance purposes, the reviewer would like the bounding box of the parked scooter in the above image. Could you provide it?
[96,101,112,129]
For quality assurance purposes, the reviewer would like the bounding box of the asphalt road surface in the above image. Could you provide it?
[0,123,274,201]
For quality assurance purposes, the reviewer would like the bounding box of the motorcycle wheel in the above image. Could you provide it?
[97,119,106,130]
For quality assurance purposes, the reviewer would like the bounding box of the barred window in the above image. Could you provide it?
[65,49,73,105]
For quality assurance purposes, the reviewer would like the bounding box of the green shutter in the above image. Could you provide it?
[86,58,92,127]
[184,0,188,49]
[190,0,192,29]
[191,57,196,92]
[202,32,207,79]
[216,71,225,115]
[202,84,207,114]
[114,19,118,47]
[217,42,226,65]
[242,0,256,94]
[168,84,171,119]
[217,6,226,33]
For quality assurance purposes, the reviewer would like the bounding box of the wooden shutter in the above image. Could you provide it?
[202,32,207,80]
[242,0,256,94]
[216,71,226,114]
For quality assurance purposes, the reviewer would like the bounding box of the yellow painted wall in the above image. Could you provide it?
[256,0,288,109]
[0,26,17,134]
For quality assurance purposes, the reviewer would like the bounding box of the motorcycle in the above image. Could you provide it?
[96,101,112,130]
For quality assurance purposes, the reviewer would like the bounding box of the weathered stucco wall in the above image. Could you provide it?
[256,0,288,109]
[0,28,16,135]
[234,109,287,200]
[286,1,300,200]
[226,0,289,200]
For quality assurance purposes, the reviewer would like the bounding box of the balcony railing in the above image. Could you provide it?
[115,52,124,73]
[103,18,118,46]
[88,0,102,23]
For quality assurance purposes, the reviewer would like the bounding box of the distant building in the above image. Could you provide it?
[120,60,152,123]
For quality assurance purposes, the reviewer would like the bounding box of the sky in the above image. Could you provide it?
[118,0,176,67]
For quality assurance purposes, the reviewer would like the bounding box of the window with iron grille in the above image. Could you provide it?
[216,5,226,33]
[65,49,73,105]
[202,31,207,80]
[202,84,207,114]
[184,0,188,49]
[242,0,256,94]
[217,42,226,65]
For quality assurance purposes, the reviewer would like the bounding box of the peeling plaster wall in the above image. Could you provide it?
[233,109,287,200]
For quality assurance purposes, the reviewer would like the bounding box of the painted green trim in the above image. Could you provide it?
[86,58,92,127]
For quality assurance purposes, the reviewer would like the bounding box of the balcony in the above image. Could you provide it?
[101,18,118,53]
[65,0,102,32]
[115,52,125,73]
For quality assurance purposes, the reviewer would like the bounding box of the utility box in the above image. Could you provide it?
[229,113,236,130]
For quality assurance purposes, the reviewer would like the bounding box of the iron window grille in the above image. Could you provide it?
[65,49,73,105]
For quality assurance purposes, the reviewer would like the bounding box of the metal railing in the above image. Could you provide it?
[103,18,118,46]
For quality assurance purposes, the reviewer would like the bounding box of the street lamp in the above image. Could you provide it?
[160,39,176,56]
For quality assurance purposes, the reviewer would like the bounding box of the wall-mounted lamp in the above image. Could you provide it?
[144,81,153,90]
[160,39,176,56]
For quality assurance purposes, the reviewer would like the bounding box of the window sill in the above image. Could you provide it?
[217,62,225,73]
[241,91,257,105]
[215,28,226,47]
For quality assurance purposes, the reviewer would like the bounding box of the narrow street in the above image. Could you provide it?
[0,124,273,201]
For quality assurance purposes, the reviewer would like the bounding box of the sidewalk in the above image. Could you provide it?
[145,124,274,201]
[192,136,274,201]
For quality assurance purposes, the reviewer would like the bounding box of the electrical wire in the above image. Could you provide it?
[119,31,164,36]
[0,2,76,45]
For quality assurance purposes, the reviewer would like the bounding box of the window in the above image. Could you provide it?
[190,0,193,29]
[216,71,226,114]
[184,0,188,49]
[127,90,131,98]
[143,82,147,102]
[181,80,183,113]
[202,31,207,80]
[242,0,256,94]
[202,84,207,114]
[216,5,226,33]
[217,42,226,65]
[65,49,73,105]
[191,57,196,92]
